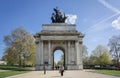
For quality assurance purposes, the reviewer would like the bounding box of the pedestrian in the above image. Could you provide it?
[58,65,59,70]
[44,64,46,75]
[60,64,64,76]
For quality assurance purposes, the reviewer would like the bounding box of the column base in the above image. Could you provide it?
[35,64,53,70]
[35,64,83,70]
[67,64,83,70]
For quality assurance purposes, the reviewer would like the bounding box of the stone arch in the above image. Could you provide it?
[34,23,84,70]
[52,46,66,70]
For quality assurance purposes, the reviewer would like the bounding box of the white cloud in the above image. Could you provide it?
[83,0,120,33]
[83,13,118,33]
[98,0,120,13]
[112,16,120,30]
[98,0,120,30]
[65,14,77,24]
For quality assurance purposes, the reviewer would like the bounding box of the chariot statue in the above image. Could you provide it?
[51,7,67,23]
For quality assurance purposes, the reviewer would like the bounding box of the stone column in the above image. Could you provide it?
[75,41,80,65]
[40,40,43,65]
[79,41,83,69]
[50,41,54,69]
[48,41,51,64]
[65,42,67,69]
[48,40,52,69]
[68,41,70,64]
[67,41,71,69]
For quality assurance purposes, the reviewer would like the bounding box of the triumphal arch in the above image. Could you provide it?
[34,8,84,70]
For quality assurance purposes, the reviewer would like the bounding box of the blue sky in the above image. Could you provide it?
[54,50,63,63]
[0,0,120,61]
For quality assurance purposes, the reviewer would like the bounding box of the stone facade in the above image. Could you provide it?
[34,23,84,70]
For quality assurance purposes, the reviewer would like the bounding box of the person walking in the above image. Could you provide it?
[44,64,46,75]
[60,64,64,76]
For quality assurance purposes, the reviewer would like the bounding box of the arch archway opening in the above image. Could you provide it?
[53,49,65,70]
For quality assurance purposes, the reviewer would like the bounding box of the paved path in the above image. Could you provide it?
[7,70,120,78]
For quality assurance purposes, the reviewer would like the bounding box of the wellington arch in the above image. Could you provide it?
[34,8,84,70]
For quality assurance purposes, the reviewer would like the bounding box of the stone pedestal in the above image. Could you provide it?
[34,23,84,70]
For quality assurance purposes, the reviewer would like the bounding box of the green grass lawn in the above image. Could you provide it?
[0,65,33,78]
[93,69,120,77]
[0,71,26,78]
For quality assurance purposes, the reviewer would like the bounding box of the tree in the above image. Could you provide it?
[57,61,63,65]
[60,54,64,63]
[89,55,97,65]
[82,45,88,58]
[2,46,18,65]
[3,27,36,66]
[91,45,112,67]
[54,61,57,66]
[82,45,89,65]
[108,35,120,65]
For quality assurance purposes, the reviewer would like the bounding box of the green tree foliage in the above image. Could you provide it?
[54,62,57,66]
[82,45,89,65]
[57,61,63,65]
[91,45,112,66]
[2,46,18,65]
[82,45,88,58]
[3,27,36,66]
[108,35,120,65]
[54,54,64,66]
[89,56,97,65]
[60,54,64,62]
